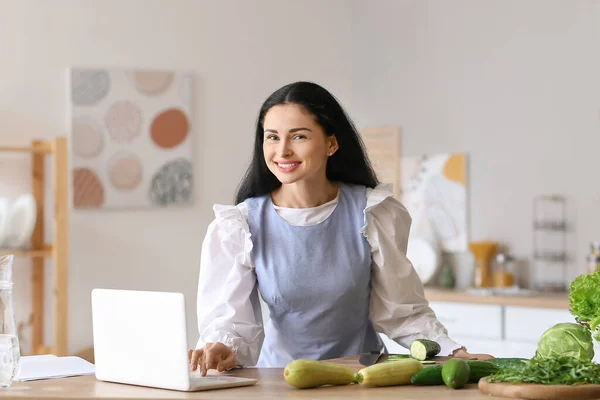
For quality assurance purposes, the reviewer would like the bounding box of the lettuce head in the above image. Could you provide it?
[535,322,594,362]
[569,269,600,340]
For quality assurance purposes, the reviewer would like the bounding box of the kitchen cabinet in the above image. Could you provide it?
[429,302,503,339]
[379,299,600,361]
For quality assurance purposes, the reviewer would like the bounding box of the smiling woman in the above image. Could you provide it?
[189,81,492,376]
[262,104,339,206]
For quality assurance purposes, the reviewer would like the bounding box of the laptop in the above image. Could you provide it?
[91,288,257,391]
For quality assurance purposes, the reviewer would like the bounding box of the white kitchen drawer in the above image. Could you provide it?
[429,301,503,340]
[504,306,575,342]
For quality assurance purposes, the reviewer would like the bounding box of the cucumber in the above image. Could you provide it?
[283,359,356,389]
[410,339,441,361]
[411,365,443,385]
[411,360,498,386]
[441,358,470,389]
[386,354,411,359]
[355,358,423,387]
[466,360,499,383]
[385,359,436,364]
[486,357,528,369]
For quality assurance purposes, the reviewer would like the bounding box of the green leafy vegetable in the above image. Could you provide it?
[569,269,600,340]
[534,322,594,362]
[488,356,600,385]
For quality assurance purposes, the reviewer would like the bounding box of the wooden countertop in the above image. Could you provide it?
[0,355,495,399]
[425,287,569,309]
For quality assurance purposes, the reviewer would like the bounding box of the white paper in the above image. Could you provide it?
[15,355,95,381]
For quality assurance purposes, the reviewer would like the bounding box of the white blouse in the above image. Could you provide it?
[195,184,462,367]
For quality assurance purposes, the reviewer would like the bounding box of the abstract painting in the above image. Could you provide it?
[360,127,401,198]
[400,153,468,252]
[69,68,193,209]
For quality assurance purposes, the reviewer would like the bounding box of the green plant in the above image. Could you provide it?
[569,269,600,341]
[488,356,600,385]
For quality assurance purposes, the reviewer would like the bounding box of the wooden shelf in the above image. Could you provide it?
[0,145,52,154]
[0,245,53,258]
[0,138,68,357]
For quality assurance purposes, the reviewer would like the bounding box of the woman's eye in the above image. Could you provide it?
[266,135,278,141]
[293,135,306,140]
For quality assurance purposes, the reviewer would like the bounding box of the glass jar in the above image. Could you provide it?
[588,253,600,275]
[493,253,515,288]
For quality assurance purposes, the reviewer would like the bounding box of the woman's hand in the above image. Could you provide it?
[188,342,237,376]
[451,346,494,360]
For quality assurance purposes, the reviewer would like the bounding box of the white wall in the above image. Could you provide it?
[351,0,600,288]
[0,0,353,354]
[4,0,598,357]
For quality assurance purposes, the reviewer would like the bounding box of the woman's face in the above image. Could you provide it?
[262,104,337,185]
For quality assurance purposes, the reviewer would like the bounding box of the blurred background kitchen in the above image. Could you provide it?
[0,0,599,363]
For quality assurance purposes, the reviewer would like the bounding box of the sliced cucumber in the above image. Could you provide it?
[387,354,411,359]
[410,339,441,361]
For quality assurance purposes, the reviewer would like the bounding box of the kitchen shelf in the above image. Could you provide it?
[0,138,68,356]
[0,245,53,258]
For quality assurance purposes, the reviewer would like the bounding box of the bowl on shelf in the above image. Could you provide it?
[2,194,37,249]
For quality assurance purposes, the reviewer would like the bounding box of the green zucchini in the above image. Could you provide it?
[441,358,470,389]
[410,339,441,361]
[283,359,356,389]
[486,357,528,369]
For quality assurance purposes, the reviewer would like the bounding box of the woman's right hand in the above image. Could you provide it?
[188,342,237,376]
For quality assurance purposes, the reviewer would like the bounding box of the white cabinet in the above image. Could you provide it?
[504,306,574,342]
[376,300,597,360]
[429,301,503,340]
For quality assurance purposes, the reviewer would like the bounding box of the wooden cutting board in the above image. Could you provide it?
[478,377,600,399]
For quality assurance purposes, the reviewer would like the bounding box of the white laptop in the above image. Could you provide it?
[91,288,257,392]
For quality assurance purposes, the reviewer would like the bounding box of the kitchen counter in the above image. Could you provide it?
[425,287,569,309]
[0,356,497,400]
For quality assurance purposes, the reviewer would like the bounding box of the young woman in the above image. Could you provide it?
[189,81,492,376]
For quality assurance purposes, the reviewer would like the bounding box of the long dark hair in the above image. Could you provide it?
[234,81,379,204]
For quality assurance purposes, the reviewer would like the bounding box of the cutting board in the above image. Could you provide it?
[479,377,600,399]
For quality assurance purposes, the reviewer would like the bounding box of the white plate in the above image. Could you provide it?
[0,198,9,248]
[3,194,37,249]
[407,237,440,284]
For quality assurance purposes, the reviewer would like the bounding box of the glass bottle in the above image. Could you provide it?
[493,253,515,288]
[0,255,20,387]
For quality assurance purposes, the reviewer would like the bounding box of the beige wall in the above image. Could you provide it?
[0,0,353,354]
[350,0,600,288]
